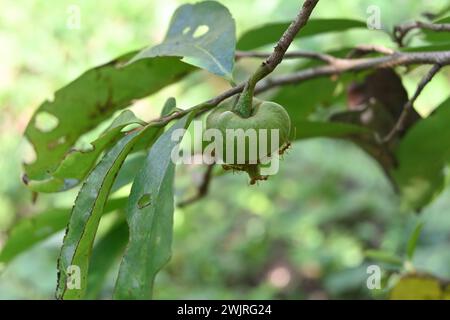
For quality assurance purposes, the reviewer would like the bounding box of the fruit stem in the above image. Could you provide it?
[233,66,266,118]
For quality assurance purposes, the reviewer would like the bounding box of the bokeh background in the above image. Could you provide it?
[1,0,450,299]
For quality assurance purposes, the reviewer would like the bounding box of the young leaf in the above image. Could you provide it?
[85,222,128,300]
[114,114,194,299]
[56,125,161,300]
[128,1,236,79]
[393,97,450,210]
[237,19,367,50]
[406,222,424,260]
[27,110,145,193]
[160,97,177,117]
[0,198,126,264]
[365,249,403,266]
[23,53,194,185]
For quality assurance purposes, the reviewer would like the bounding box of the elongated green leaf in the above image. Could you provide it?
[406,222,424,260]
[404,43,450,52]
[23,54,193,184]
[0,198,126,264]
[111,153,146,193]
[424,17,450,44]
[129,1,235,79]
[365,249,403,266]
[27,110,145,193]
[57,125,161,300]
[393,97,450,209]
[114,114,193,299]
[293,121,367,140]
[237,19,366,50]
[86,222,128,300]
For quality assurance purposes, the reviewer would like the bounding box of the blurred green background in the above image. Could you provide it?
[1,0,450,299]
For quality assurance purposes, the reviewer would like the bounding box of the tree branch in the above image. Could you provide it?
[255,51,450,93]
[346,44,396,58]
[258,0,320,78]
[394,21,450,47]
[382,64,442,143]
[177,164,215,208]
[149,50,450,127]
[236,50,336,64]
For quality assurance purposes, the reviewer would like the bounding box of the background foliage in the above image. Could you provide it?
[1,0,450,299]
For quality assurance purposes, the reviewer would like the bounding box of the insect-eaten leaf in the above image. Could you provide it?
[23,53,194,188]
[114,114,194,299]
[26,110,145,193]
[128,1,236,80]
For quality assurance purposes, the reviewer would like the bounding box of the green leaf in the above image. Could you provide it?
[85,222,128,300]
[393,97,450,210]
[129,1,235,79]
[114,114,194,299]
[403,43,450,52]
[365,249,403,266]
[111,153,146,193]
[237,19,367,50]
[160,97,177,117]
[271,48,353,122]
[424,17,450,44]
[27,110,145,193]
[273,78,339,121]
[23,53,194,185]
[406,222,424,260]
[0,198,126,264]
[293,121,367,140]
[56,125,161,300]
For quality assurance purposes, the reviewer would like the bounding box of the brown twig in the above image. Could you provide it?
[394,21,450,47]
[382,64,442,143]
[177,164,215,208]
[236,50,337,64]
[253,0,320,81]
[150,50,450,126]
[234,0,320,117]
[346,45,396,59]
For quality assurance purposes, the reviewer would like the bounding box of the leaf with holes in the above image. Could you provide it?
[23,53,194,186]
[129,1,235,79]
[0,198,126,264]
[114,114,194,299]
[27,110,145,193]
[393,97,450,210]
[56,125,161,300]
[237,19,367,50]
